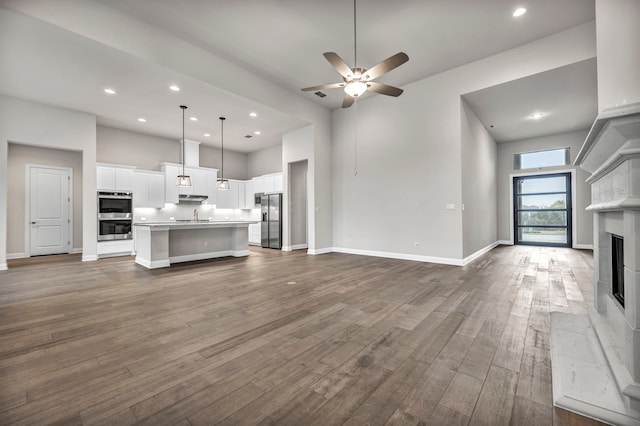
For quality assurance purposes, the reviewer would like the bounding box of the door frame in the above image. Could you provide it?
[24,164,74,257]
[508,168,577,248]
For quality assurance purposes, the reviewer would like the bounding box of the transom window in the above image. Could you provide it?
[514,147,570,170]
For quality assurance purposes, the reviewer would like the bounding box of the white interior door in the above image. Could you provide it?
[29,166,70,256]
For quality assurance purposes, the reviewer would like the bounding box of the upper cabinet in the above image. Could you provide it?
[160,163,218,204]
[97,164,135,192]
[216,179,241,209]
[133,170,165,208]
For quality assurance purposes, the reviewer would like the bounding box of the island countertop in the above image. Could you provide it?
[134,220,257,269]
[134,220,257,229]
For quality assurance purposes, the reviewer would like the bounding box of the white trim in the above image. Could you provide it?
[135,257,170,269]
[291,244,308,251]
[331,247,464,266]
[0,263,7,271]
[461,242,500,266]
[6,252,26,259]
[24,164,73,257]
[82,255,98,262]
[509,168,577,247]
[573,243,593,250]
[498,240,513,245]
[169,249,249,264]
[307,247,333,255]
[70,248,83,254]
[281,245,292,252]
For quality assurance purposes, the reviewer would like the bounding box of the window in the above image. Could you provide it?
[513,173,572,247]
[514,147,570,170]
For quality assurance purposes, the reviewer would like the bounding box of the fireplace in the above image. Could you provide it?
[549,103,640,425]
[612,234,625,308]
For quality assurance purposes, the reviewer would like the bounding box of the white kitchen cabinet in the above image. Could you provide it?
[133,170,165,208]
[248,223,261,245]
[243,180,255,209]
[97,240,134,258]
[97,164,135,192]
[161,163,217,204]
[263,175,275,193]
[216,179,240,209]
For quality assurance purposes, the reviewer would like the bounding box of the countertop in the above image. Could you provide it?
[134,220,258,229]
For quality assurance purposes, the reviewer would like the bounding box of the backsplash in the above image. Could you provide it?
[133,203,260,223]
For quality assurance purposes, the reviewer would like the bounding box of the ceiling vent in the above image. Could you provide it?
[314,91,327,98]
[244,134,253,138]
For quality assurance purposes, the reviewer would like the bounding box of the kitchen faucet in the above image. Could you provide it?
[193,208,198,222]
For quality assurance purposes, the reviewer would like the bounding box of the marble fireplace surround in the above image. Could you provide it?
[550,103,640,425]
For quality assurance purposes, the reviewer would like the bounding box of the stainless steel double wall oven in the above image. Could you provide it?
[97,192,133,241]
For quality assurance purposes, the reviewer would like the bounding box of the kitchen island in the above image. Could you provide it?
[133,221,256,269]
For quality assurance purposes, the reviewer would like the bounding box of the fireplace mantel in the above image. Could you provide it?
[550,102,640,425]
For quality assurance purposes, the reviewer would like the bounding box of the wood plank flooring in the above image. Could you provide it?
[0,245,605,425]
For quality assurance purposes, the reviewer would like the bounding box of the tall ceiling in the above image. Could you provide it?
[0,0,596,151]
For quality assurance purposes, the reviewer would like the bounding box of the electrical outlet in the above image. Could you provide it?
[446,203,455,210]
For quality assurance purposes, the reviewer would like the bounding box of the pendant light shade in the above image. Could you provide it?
[217,116,229,190]
[176,105,192,187]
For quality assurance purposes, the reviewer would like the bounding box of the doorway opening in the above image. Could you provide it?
[513,172,572,247]
[288,160,308,250]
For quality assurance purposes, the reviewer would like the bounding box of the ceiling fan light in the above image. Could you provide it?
[344,81,367,97]
[217,178,230,191]
[176,175,192,187]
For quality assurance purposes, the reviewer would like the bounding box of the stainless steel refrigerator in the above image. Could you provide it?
[261,193,282,249]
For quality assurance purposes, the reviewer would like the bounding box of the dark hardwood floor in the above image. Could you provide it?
[0,245,605,425]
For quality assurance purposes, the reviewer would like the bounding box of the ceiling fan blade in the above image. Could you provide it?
[323,52,354,78]
[342,94,355,108]
[363,52,409,81]
[366,82,404,97]
[301,82,345,91]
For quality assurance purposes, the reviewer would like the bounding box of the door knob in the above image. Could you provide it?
[31,221,37,224]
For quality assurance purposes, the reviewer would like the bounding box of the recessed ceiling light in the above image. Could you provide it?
[204,133,210,137]
[190,117,198,121]
[104,88,116,95]
[249,112,257,117]
[513,7,527,17]
[529,112,545,120]
[254,131,261,135]
[169,85,180,92]
[137,118,146,122]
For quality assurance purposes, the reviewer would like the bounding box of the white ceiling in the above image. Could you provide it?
[463,58,598,142]
[0,0,597,151]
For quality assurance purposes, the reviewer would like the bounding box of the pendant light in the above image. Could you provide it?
[176,105,192,187]
[217,116,229,190]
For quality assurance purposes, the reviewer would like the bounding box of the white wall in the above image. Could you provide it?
[496,130,593,247]
[0,94,97,269]
[248,144,282,177]
[7,144,84,256]
[595,0,640,111]
[97,125,248,179]
[461,99,498,258]
[332,22,596,264]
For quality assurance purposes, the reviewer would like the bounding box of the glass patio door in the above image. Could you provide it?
[513,173,572,247]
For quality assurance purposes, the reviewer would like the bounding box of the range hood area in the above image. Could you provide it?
[178,194,208,203]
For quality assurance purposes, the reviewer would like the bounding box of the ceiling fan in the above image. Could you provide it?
[302,0,409,108]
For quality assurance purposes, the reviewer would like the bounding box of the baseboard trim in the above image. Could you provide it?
[82,255,98,262]
[281,246,292,252]
[6,252,25,259]
[308,247,333,255]
[573,244,594,250]
[0,262,7,271]
[498,240,513,245]
[461,242,500,266]
[332,247,464,266]
[135,257,170,269]
[70,248,83,254]
[170,250,250,264]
